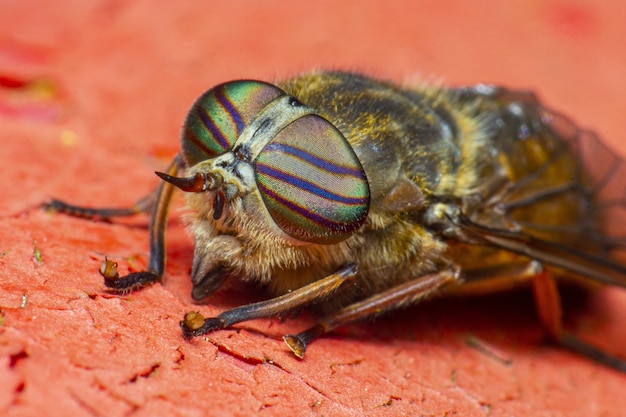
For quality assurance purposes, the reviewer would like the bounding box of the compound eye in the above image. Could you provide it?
[181,81,284,166]
[255,114,370,244]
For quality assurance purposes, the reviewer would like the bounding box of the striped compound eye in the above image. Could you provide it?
[255,114,370,244]
[181,81,285,166]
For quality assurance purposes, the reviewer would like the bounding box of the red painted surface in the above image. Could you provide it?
[1,1,626,416]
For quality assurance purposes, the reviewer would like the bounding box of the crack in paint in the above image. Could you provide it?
[9,349,29,367]
[126,363,161,384]
[68,389,109,417]
[207,336,283,369]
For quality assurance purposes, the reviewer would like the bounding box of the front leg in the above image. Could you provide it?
[43,155,185,292]
[180,263,358,337]
[102,156,182,291]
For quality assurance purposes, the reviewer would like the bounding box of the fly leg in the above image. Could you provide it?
[180,264,359,337]
[450,259,626,371]
[43,155,184,292]
[43,190,157,219]
[283,266,460,358]
[532,270,626,372]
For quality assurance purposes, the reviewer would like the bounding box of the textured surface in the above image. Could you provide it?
[1,1,626,416]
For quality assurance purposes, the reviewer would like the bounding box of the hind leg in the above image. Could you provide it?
[532,270,626,371]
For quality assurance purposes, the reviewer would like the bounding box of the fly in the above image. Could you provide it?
[45,71,626,370]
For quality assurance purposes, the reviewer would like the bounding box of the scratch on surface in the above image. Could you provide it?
[9,349,29,368]
[329,357,364,375]
[375,394,402,408]
[449,383,494,416]
[173,346,185,367]
[68,389,109,417]
[68,382,138,417]
[302,378,333,404]
[465,334,513,366]
[207,335,286,369]
[127,363,161,383]
[206,334,366,416]
[4,362,26,411]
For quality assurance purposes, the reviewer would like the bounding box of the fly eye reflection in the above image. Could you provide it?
[178,80,370,244]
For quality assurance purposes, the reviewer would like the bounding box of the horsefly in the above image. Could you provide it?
[46,71,626,370]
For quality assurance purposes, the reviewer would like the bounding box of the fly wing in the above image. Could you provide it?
[460,215,626,288]
[456,86,626,288]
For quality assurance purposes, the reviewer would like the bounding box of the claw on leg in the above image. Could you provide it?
[283,326,324,359]
[282,267,459,359]
[180,264,359,340]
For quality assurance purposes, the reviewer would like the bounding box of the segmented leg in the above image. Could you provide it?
[532,271,626,372]
[136,156,181,285]
[284,266,460,358]
[459,258,626,371]
[180,263,359,337]
[43,155,184,291]
[43,189,156,219]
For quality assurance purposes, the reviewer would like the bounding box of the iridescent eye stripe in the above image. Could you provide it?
[256,164,368,206]
[184,125,216,158]
[257,181,362,232]
[254,113,370,244]
[262,142,364,177]
[180,81,288,167]
[196,105,231,151]
[215,85,245,135]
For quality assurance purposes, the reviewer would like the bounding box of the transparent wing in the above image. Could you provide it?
[456,85,626,287]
